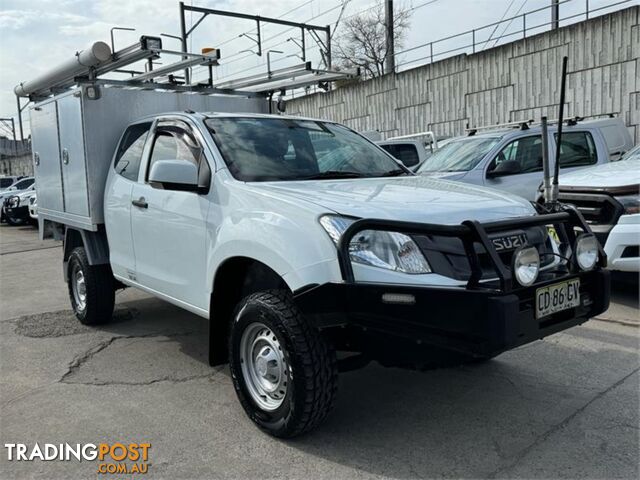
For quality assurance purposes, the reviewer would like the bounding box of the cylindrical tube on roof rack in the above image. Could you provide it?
[14,41,112,98]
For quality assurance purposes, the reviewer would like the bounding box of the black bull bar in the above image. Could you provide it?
[292,208,610,359]
[335,208,607,291]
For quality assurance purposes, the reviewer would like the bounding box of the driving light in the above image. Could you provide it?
[8,196,19,208]
[513,246,540,286]
[319,215,431,274]
[575,234,598,271]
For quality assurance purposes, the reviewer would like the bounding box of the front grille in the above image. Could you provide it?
[557,192,624,235]
[413,225,556,282]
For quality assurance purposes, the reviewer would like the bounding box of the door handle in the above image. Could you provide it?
[132,197,148,209]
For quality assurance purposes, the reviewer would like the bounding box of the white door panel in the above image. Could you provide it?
[130,185,209,309]
[104,122,153,279]
[104,175,135,278]
[485,171,543,200]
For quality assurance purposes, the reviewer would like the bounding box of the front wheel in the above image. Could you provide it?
[229,290,338,438]
[67,246,115,325]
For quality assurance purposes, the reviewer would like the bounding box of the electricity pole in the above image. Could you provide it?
[385,0,395,74]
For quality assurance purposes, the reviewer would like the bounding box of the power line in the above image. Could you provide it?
[196,0,350,77]
[210,0,439,83]
[408,0,441,13]
[481,0,518,50]
[488,0,528,49]
[212,0,316,49]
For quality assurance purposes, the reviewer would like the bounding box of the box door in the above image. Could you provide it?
[58,94,89,217]
[30,101,64,213]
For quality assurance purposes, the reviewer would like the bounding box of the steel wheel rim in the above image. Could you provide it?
[72,264,87,312]
[239,322,289,411]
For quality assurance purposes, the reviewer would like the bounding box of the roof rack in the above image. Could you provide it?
[14,35,359,101]
[215,65,359,94]
[387,130,437,143]
[465,112,619,136]
[465,120,534,136]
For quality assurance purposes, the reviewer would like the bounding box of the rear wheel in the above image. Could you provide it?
[229,290,338,438]
[67,247,115,325]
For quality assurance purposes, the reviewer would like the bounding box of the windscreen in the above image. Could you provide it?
[205,117,406,181]
[417,137,500,173]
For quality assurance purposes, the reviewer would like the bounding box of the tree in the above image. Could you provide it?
[334,2,411,78]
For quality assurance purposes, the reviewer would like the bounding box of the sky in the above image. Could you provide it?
[0,0,633,138]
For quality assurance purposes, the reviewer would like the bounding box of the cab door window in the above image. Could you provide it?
[555,131,597,167]
[114,122,152,181]
[488,135,543,176]
[147,123,210,190]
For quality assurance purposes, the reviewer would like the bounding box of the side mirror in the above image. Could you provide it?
[487,159,522,178]
[148,160,199,191]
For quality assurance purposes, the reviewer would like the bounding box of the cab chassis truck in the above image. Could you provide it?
[18,40,610,437]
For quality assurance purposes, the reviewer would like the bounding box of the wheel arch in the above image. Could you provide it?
[208,256,289,366]
[62,227,110,281]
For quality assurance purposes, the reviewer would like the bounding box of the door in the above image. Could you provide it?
[58,94,89,216]
[484,135,546,200]
[130,120,211,310]
[30,101,63,213]
[104,121,153,279]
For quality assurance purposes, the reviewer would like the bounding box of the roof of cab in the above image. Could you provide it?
[132,110,333,125]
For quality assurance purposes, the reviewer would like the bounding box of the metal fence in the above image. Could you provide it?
[393,0,633,72]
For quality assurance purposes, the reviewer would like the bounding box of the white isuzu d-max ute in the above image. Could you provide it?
[36,108,609,437]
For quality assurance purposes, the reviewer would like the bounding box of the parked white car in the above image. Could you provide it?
[376,132,439,170]
[0,175,22,191]
[0,177,35,222]
[554,153,639,273]
[28,193,38,221]
[2,185,37,225]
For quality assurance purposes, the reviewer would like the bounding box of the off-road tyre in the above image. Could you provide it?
[67,246,115,325]
[229,290,338,438]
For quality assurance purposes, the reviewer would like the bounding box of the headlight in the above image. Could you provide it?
[513,246,540,286]
[575,233,598,271]
[8,196,19,208]
[319,215,431,274]
[614,195,639,215]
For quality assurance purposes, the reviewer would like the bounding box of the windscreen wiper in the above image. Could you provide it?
[379,168,409,177]
[297,171,368,180]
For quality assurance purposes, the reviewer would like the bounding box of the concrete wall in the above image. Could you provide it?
[0,138,33,176]
[0,154,33,177]
[289,6,640,143]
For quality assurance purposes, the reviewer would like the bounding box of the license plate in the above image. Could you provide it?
[535,279,580,319]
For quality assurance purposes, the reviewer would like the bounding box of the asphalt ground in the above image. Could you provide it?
[0,222,638,479]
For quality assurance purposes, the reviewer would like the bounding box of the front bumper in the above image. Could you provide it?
[4,205,30,222]
[604,214,639,272]
[295,207,611,361]
[295,269,609,358]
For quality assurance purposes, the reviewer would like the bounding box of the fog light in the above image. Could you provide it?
[513,246,540,286]
[575,233,598,271]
